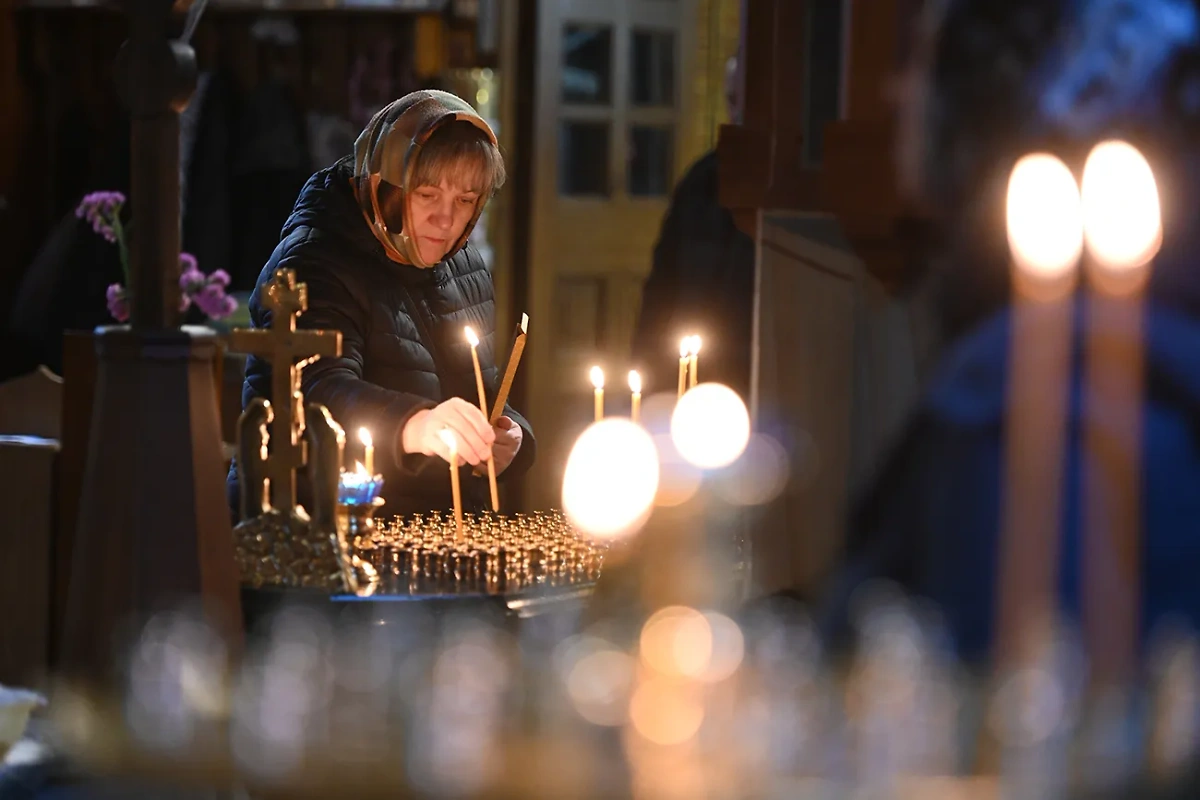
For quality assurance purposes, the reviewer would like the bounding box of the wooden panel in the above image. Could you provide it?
[0,440,56,686]
[753,216,859,594]
[50,331,96,669]
[0,367,62,439]
[843,0,900,121]
[750,211,919,595]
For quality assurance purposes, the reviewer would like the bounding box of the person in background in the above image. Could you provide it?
[227,89,535,519]
[820,0,1200,662]
[630,56,756,401]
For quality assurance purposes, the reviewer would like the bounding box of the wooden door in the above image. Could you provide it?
[521,0,699,511]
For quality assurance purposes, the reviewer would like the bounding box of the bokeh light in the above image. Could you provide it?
[629,676,705,746]
[700,611,745,684]
[562,418,660,539]
[1081,140,1162,274]
[711,433,790,506]
[670,383,750,469]
[652,433,703,507]
[640,606,713,679]
[557,635,636,727]
[1006,153,1084,283]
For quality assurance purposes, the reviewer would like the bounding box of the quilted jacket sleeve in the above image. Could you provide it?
[246,229,437,476]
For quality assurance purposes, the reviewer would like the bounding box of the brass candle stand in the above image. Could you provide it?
[335,497,385,596]
[354,510,606,596]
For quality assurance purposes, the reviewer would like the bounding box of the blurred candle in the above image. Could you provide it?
[678,339,689,398]
[465,326,500,512]
[996,152,1083,669]
[1078,140,1160,686]
[439,428,464,540]
[629,370,642,423]
[358,427,374,476]
[591,366,605,422]
[688,336,701,389]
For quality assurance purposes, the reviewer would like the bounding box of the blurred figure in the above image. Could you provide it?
[821,0,1200,661]
[630,56,755,400]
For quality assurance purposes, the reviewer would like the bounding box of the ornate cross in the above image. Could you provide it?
[230,268,342,512]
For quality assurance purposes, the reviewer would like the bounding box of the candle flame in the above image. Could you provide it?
[680,338,690,358]
[438,427,457,450]
[590,365,605,390]
[464,326,480,347]
[629,370,642,394]
[358,427,372,448]
[520,313,529,334]
[689,336,702,356]
[1081,140,1162,272]
[1006,153,1084,282]
[354,460,368,475]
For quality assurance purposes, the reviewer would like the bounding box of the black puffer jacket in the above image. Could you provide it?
[226,156,535,517]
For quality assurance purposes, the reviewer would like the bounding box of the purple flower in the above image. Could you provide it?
[105,283,130,323]
[76,191,126,244]
[193,282,237,320]
[178,252,198,274]
[180,265,206,293]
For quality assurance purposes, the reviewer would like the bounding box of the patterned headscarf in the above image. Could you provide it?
[352,89,498,267]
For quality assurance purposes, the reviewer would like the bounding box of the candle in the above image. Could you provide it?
[995,152,1083,671]
[688,335,701,389]
[1078,140,1160,686]
[438,428,464,540]
[628,370,642,423]
[358,427,374,476]
[590,366,605,422]
[465,326,500,512]
[678,339,689,398]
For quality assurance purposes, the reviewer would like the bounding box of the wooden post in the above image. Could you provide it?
[60,0,242,685]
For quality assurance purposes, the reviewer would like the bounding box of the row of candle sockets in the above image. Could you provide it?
[356,541,605,595]
[588,334,703,424]
[355,511,607,594]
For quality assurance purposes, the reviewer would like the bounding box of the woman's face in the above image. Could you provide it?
[407,180,480,265]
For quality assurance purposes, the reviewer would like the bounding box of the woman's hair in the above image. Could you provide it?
[411,120,507,196]
[900,0,1200,337]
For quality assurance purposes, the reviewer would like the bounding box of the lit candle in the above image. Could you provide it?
[1078,140,1160,687]
[995,152,1083,671]
[678,339,689,398]
[358,427,374,476]
[465,326,500,512]
[628,370,642,424]
[438,427,464,540]
[688,335,701,389]
[590,365,605,422]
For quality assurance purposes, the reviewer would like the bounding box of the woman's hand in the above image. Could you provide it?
[401,398,495,465]
[491,416,523,474]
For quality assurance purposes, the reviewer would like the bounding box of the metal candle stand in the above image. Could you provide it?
[354,510,606,596]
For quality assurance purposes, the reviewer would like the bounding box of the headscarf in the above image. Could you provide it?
[352,89,498,267]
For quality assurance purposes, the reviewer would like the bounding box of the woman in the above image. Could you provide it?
[227,89,534,518]
[820,0,1200,661]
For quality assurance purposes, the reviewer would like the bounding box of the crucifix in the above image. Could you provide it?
[230,268,342,511]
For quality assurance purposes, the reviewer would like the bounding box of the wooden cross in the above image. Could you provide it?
[230,268,342,512]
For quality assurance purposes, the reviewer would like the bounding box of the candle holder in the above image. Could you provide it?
[361,509,604,595]
[338,470,384,505]
[334,497,384,597]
